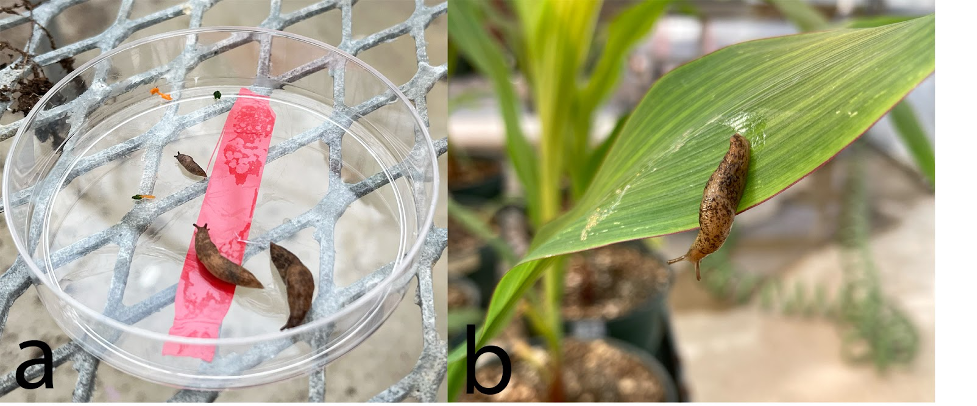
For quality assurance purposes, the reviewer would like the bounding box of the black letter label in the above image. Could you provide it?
[466,324,511,395]
[17,340,54,389]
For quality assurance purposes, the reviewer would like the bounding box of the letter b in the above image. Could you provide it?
[466,324,511,395]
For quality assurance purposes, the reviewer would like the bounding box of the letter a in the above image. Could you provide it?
[16,340,54,389]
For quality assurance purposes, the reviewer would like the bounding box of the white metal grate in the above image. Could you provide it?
[0,0,447,401]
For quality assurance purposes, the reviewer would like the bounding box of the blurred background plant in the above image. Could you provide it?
[449,0,680,400]
[447,0,934,401]
[690,0,925,374]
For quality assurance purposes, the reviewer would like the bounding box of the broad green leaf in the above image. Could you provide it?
[767,0,935,185]
[841,17,933,188]
[449,0,540,217]
[527,15,935,261]
[580,113,630,192]
[447,16,935,400]
[844,15,916,29]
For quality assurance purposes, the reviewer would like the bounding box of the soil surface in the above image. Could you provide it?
[447,213,503,278]
[458,338,667,402]
[562,243,671,320]
[448,279,478,308]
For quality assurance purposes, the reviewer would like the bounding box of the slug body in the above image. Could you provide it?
[193,223,264,288]
[668,133,751,281]
[269,242,315,330]
[175,152,208,177]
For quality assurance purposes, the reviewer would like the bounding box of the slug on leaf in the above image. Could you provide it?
[193,223,264,288]
[668,133,751,281]
[175,151,208,177]
[269,242,315,330]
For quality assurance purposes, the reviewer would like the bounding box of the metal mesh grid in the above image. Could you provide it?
[0,0,447,402]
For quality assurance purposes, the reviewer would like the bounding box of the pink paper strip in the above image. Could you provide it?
[162,88,276,361]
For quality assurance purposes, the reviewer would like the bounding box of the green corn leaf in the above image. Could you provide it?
[447,16,935,400]
[767,0,934,186]
[581,0,672,112]
[449,0,540,215]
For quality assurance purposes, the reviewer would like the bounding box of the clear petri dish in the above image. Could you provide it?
[2,27,438,389]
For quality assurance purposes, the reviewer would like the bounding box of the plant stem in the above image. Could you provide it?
[540,257,564,400]
[522,290,552,338]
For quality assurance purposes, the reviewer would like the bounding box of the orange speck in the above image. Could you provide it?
[150,87,172,101]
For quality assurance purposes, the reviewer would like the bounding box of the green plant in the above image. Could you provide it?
[448,0,933,400]
[766,0,934,187]
[702,142,919,371]
[686,0,926,373]
[449,0,672,398]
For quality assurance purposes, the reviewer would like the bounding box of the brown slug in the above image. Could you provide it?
[193,223,264,288]
[668,133,751,281]
[175,152,207,177]
[269,242,315,331]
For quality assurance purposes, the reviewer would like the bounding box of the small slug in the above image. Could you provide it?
[668,133,751,281]
[174,151,208,177]
[213,91,221,99]
[192,223,264,288]
[131,194,155,200]
[269,242,315,331]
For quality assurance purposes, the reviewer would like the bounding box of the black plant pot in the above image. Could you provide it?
[655,305,691,402]
[448,244,499,312]
[461,337,679,402]
[486,204,687,400]
[448,153,505,205]
[560,240,687,401]
[579,290,689,401]
[608,337,681,402]
[471,245,500,309]
[448,276,484,349]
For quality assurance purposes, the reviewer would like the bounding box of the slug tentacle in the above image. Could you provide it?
[192,223,264,288]
[666,255,686,265]
[270,242,315,330]
[670,133,751,281]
